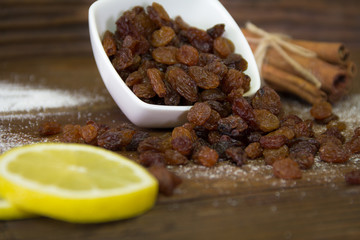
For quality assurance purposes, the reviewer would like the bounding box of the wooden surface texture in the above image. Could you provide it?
[0,0,360,239]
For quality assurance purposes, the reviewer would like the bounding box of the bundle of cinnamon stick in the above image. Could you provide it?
[242,23,357,104]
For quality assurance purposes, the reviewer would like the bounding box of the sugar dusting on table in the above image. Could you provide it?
[0,80,105,153]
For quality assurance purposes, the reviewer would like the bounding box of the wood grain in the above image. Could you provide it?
[0,1,359,239]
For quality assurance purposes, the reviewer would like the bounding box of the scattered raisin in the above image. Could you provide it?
[310,101,332,120]
[38,121,62,136]
[345,170,360,185]
[225,147,247,166]
[148,166,182,196]
[192,145,219,167]
[273,158,302,180]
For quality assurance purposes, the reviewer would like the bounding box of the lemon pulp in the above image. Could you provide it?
[0,143,158,223]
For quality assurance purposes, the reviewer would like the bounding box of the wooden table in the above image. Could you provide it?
[1,0,360,239]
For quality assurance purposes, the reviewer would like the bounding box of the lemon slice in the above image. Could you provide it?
[0,143,158,223]
[0,194,35,220]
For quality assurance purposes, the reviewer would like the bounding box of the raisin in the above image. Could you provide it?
[263,145,289,165]
[260,135,287,149]
[206,100,232,118]
[198,53,220,66]
[80,124,98,144]
[245,142,263,159]
[218,115,248,135]
[112,48,134,71]
[138,136,164,153]
[232,97,257,129]
[203,109,221,131]
[181,27,213,53]
[172,126,195,142]
[225,147,247,166]
[187,102,212,126]
[290,151,314,170]
[171,135,193,156]
[280,114,303,129]
[174,16,190,30]
[247,131,262,143]
[253,109,280,132]
[188,66,220,89]
[138,150,165,167]
[126,131,150,151]
[223,53,248,71]
[213,37,234,58]
[206,24,225,38]
[147,68,166,97]
[207,131,222,145]
[326,120,346,131]
[150,26,175,47]
[317,134,342,146]
[152,46,178,65]
[166,66,198,102]
[61,124,83,143]
[267,126,295,140]
[176,45,199,66]
[163,80,181,105]
[272,158,302,180]
[192,145,219,167]
[200,89,227,102]
[252,86,282,116]
[97,128,135,151]
[322,126,345,144]
[222,69,249,94]
[102,30,117,57]
[133,82,157,99]
[310,101,332,120]
[38,121,62,136]
[204,60,228,79]
[346,136,360,154]
[125,71,143,87]
[148,166,182,196]
[319,141,350,163]
[345,170,360,185]
[294,120,314,138]
[147,2,171,27]
[164,149,189,165]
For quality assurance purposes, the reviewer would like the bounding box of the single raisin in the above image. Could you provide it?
[252,86,282,116]
[147,68,166,97]
[345,170,360,185]
[319,141,350,163]
[253,109,280,132]
[192,145,219,167]
[150,26,175,47]
[188,66,220,89]
[176,45,199,66]
[148,166,182,196]
[245,142,263,159]
[152,46,178,65]
[272,158,302,180]
[310,101,332,120]
[260,135,287,149]
[187,102,212,126]
[225,147,248,166]
[38,121,62,136]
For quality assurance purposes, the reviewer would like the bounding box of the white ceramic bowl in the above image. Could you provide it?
[89,0,261,128]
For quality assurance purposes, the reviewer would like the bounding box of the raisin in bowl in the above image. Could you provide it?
[89,0,260,128]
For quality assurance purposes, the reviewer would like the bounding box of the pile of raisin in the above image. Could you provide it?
[38,3,360,196]
[102,2,249,106]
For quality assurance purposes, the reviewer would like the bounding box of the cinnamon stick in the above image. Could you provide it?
[242,29,351,102]
[262,64,327,104]
[290,39,350,64]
